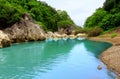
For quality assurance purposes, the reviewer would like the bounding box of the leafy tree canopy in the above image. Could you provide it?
[84,0,120,31]
[0,0,75,31]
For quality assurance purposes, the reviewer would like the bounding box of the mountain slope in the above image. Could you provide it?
[84,0,120,31]
[0,0,75,31]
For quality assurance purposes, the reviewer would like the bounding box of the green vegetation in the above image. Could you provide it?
[110,33,117,38]
[0,0,24,28]
[0,0,75,31]
[84,27,103,37]
[101,28,115,34]
[74,27,85,35]
[84,0,120,32]
[57,20,74,29]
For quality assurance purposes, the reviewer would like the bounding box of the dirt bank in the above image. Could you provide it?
[90,32,120,78]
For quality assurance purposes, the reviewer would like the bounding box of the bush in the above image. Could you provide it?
[57,20,74,29]
[74,27,84,34]
[102,28,115,34]
[111,33,117,38]
[36,21,47,32]
[84,27,103,37]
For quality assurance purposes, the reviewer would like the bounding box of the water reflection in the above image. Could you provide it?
[83,40,112,57]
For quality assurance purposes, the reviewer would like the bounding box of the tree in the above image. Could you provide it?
[84,0,120,31]
[103,0,115,11]
[0,0,24,28]
[0,0,75,31]
[57,20,74,29]
[84,8,107,27]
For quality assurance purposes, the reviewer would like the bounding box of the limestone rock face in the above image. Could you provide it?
[0,30,11,48]
[4,13,46,43]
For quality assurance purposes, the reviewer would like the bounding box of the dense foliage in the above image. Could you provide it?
[0,0,24,28]
[84,0,120,31]
[57,10,74,28]
[0,0,75,31]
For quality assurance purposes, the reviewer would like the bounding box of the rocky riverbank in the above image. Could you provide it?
[46,31,86,39]
[0,30,11,48]
[0,13,87,48]
[0,28,86,48]
[0,13,46,48]
[4,13,46,43]
[90,33,120,78]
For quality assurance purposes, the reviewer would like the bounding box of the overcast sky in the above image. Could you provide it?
[41,0,105,26]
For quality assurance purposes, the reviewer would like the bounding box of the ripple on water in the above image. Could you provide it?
[0,39,117,79]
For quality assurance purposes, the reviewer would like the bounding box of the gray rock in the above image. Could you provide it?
[0,30,11,48]
[97,65,102,70]
[4,13,46,43]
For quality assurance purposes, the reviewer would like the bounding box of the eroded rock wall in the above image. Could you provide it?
[3,13,46,43]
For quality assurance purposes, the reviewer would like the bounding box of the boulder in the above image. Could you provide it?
[97,65,102,70]
[76,33,87,37]
[4,13,46,43]
[53,32,62,38]
[61,34,68,38]
[0,30,11,48]
[46,31,54,38]
[69,34,77,39]
[46,32,63,38]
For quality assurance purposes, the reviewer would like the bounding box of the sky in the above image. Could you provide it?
[40,0,105,27]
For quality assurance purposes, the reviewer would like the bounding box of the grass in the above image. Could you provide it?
[110,33,117,38]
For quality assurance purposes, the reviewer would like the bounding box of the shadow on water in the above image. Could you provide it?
[0,38,117,79]
[83,39,112,58]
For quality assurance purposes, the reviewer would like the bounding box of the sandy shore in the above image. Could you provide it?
[90,34,120,78]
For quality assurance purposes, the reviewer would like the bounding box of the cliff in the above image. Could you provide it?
[0,13,46,48]
[3,13,45,43]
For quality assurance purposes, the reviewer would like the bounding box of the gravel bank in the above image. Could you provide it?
[90,36,120,78]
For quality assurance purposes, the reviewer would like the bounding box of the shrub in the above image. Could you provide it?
[57,20,74,29]
[84,27,103,37]
[74,27,84,34]
[102,28,115,34]
[36,21,47,32]
[111,33,117,38]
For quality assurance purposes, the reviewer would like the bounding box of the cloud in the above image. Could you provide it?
[41,0,105,26]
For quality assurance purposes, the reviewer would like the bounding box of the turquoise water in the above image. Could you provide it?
[0,38,117,79]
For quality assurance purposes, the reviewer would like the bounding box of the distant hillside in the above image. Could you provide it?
[84,0,120,31]
[0,0,75,31]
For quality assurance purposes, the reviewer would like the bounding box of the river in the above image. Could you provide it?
[0,38,117,79]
